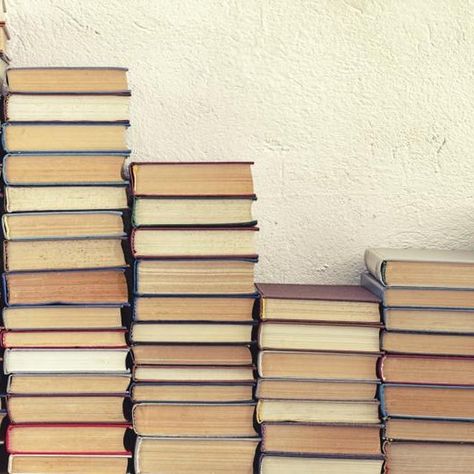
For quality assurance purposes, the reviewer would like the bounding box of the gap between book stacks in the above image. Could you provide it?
[0,25,473,474]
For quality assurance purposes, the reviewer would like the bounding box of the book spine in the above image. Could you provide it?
[364,248,385,284]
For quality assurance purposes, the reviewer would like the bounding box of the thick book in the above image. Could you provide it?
[384,441,474,474]
[258,322,381,352]
[8,455,130,474]
[135,259,256,296]
[381,383,474,420]
[259,454,384,474]
[256,399,380,424]
[133,365,254,383]
[8,374,131,395]
[131,322,253,344]
[3,268,128,305]
[4,348,130,374]
[132,402,257,437]
[131,383,254,403]
[383,307,474,333]
[381,331,474,356]
[258,350,380,381]
[5,185,128,212]
[4,94,130,122]
[379,354,474,385]
[131,162,255,197]
[361,271,474,308]
[1,329,128,349]
[3,211,126,240]
[261,423,382,456]
[134,437,258,474]
[133,197,256,227]
[256,379,379,401]
[6,423,131,454]
[2,123,130,153]
[7,395,129,423]
[6,67,129,93]
[256,283,380,324]
[3,305,126,330]
[131,227,258,259]
[133,295,255,322]
[131,344,252,366]
[365,247,474,288]
[385,418,474,443]
[3,154,127,185]
[4,238,126,271]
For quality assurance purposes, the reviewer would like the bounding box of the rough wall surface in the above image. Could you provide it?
[8,0,474,283]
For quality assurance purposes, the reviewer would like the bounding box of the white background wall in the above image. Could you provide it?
[8,0,474,283]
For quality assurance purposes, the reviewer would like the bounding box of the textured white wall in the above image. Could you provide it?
[7,0,474,283]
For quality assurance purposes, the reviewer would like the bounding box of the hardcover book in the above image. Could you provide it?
[3,154,127,185]
[365,247,474,288]
[133,197,256,227]
[256,283,381,324]
[131,162,255,197]
[6,67,130,93]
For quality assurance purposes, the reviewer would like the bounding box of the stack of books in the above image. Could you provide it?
[256,283,384,474]
[362,248,474,473]
[2,67,132,474]
[0,4,9,468]
[129,162,259,473]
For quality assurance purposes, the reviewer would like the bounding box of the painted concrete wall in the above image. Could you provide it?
[8,0,474,283]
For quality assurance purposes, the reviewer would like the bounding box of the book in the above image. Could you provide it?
[132,402,257,437]
[385,418,474,443]
[6,67,129,93]
[256,379,378,400]
[3,154,127,185]
[258,322,380,352]
[256,400,380,424]
[131,323,253,344]
[5,185,128,212]
[258,351,380,380]
[259,455,384,474]
[4,349,129,373]
[135,259,256,296]
[8,374,131,394]
[381,331,474,356]
[365,247,474,288]
[2,123,130,153]
[1,329,128,348]
[261,423,382,456]
[131,383,254,403]
[6,424,131,454]
[381,384,474,419]
[3,305,125,330]
[131,344,252,366]
[133,295,255,322]
[7,395,129,423]
[8,455,130,474]
[133,365,254,383]
[131,227,258,259]
[256,283,380,323]
[361,271,474,308]
[133,197,256,227]
[384,307,474,333]
[131,162,254,197]
[379,354,474,385]
[4,238,126,271]
[2,211,126,240]
[384,441,474,474]
[4,94,130,122]
[134,437,258,474]
[4,268,128,305]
